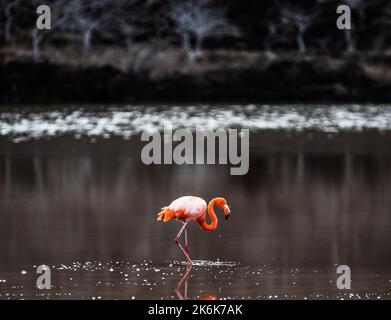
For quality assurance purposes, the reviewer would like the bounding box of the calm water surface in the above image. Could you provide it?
[0,105,391,299]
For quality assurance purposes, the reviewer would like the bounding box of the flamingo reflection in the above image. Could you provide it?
[174,265,218,300]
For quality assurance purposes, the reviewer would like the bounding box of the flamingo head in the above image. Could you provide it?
[216,197,231,220]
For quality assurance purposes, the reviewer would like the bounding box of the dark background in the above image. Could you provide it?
[1,0,391,104]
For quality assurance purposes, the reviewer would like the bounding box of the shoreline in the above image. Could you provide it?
[2,50,391,105]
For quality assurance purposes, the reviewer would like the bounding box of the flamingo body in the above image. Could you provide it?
[168,196,207,222]
[157,195,231,265]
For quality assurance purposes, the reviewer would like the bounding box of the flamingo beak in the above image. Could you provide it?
[223,204,231,220]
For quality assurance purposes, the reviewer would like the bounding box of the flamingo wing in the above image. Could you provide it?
[156,196,207,222]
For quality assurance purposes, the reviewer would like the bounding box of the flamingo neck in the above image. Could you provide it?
[198,198,219,231]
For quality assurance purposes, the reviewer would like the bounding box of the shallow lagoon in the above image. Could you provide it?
[0,104,391,299]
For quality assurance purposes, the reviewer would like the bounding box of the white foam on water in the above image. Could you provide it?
[180,260,239,267]
[1,104,391,141]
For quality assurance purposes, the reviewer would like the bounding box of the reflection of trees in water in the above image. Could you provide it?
[242,152,391,267]
[1,149,391,269]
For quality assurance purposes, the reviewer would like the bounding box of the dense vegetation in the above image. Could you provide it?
[1,0,391,58]
[2,0,391,104]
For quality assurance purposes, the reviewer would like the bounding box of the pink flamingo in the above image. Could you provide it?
[157,196,231,265]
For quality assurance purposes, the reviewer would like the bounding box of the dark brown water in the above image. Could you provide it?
[0,132,391,300]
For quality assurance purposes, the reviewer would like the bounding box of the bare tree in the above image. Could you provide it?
[65,0,113,57]
[3,0,21,43]
[32,28,44,61]
[372,2,391,51]
[110,0,143,54]
[32,0,114,60]
[168,0,237,61]
[282,6,318,53]
[32,0,71,61]
[342,0,364,52]
[31,0,144,64]
[32,0,65,61]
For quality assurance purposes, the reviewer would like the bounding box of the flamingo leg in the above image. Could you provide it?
[184,227,191,267]
[174,222,192,265]
[185,227,189,253]
[177,239,192,265]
